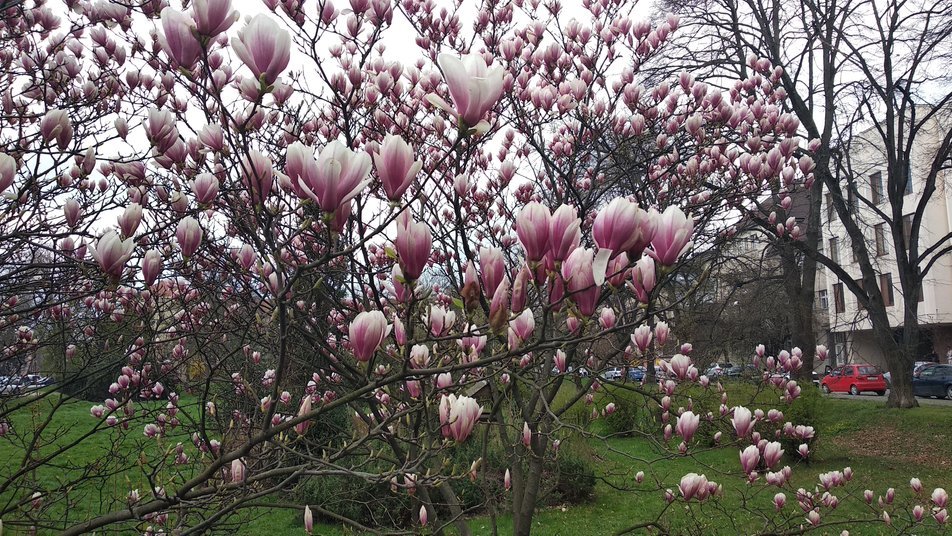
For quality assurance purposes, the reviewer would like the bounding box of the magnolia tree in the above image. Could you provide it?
[0,0,946,535]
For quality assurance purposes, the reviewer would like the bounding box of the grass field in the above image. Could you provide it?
[1,391,950,534]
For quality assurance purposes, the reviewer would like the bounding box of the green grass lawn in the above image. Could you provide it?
[1,392,950,534]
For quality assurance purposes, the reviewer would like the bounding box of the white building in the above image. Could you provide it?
[816,105,952,368]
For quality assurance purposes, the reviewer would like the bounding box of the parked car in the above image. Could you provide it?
[20,375,54,391]
[705,363,734,377]
[0,376,21,396]
[601,368,623,381]
[820,364,887,396]
[627,366,647,382]
[912,365,952,399]
[884,362,936,387]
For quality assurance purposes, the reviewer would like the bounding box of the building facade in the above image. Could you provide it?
[816,106,952,369]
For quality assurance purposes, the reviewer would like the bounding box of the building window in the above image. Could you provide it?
[855,279,865,310]
[826,193,834,221]
[871,171,884,204]
[902,214,913,251]
[830,238,840,264]
[880,273,894,307]
[875,224,888,256]
[833,283,846,313]
[818,289,829,309]
[904,161,913,195]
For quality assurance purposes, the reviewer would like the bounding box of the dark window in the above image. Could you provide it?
[833,283,846,313]
[918,278,925,303]
[871,171,884,204]
[818,289,829,309]
[902,215,913,251]
[875,224,887,256]
[880,273,894,307]
[848,185,859,213]
[830,238,840,264]
[845,367,855,376]
[857,366,880,375]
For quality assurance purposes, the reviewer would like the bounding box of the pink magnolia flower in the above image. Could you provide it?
[509,308,535,343]
[774,492,786,510]
[0,152,17,193]
[816,344,828,361]
[933,488,948,508]
[763,441,783,468]
[348,311,390,362]
[598,307,616,329]
[560,247,612,317]
[117,203,142,238]
[549,205,581,262]
[593,198,653,257]
[554,349,567,374]
[92,231,134,279]
[419,505,428,526]
[505,468,512,491]
[63,199,82,229]
[911,477,923,494]
[654,321,670,346]
[676,411,699,444]
[668,354,692,379]
[426,305,456,336]
[522,422,531,447]
[191,0,237,37]
[231,14,291,85]
[374,134,421,201]
[631,255,656,303]
[293,141,372,215]
[192,173,220,204]
[740,445,760,474]
[516,202,551,263]
[395,217,432,281]
[158,8,201,68]
[176,217,203,258]
[732,406,754,438]
[141,250,163,287]
[39,110,73,150]
[511,264,532,313]
[304,505,313,534]
[489,277,510,333]
[678,473,709,501]
[440,394,482,442]
[649,206,694,266]
[479,246,506,299]
[231,458,246,483]
[430,53,505,129]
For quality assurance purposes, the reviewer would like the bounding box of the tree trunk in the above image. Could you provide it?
[438,482,471,536]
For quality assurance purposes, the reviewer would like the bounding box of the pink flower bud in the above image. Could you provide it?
[304,505,313,534]
[40,109,73,150]
[374,134,421,201]
[348,311,390,362]
[0,152,17,194]
[516,202,551,263]
[549,205,581,261]
[118,203,143,238]
[64,198,82,228]
[732,406,754,438]
[676,411,699,444]
[479,247,506,300]
[176,217,203,258]
[192,173,220,204]
[740,445,760,474]
[240,150,274,204]
[395,217,432,281]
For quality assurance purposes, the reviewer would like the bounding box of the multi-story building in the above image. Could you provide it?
[815,105,952,368]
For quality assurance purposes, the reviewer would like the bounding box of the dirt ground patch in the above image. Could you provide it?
[831,424,952,468]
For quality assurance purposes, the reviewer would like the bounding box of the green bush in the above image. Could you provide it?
[297,474,412,527]
[553,448,596,503]
[599,386,656,437]
[781,384,821,460]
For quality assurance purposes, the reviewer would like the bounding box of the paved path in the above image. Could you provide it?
[824,392,952,406]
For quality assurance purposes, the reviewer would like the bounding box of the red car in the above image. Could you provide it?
[821,364,888,396]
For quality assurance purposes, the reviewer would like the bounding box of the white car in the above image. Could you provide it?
[601,368,623,381]
[0,376,22,396]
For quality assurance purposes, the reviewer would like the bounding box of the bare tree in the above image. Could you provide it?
[658,0,952,407]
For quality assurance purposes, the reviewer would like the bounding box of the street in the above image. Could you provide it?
[825,392,952,407]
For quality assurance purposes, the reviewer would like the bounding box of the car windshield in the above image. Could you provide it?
[857,366,880,375]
